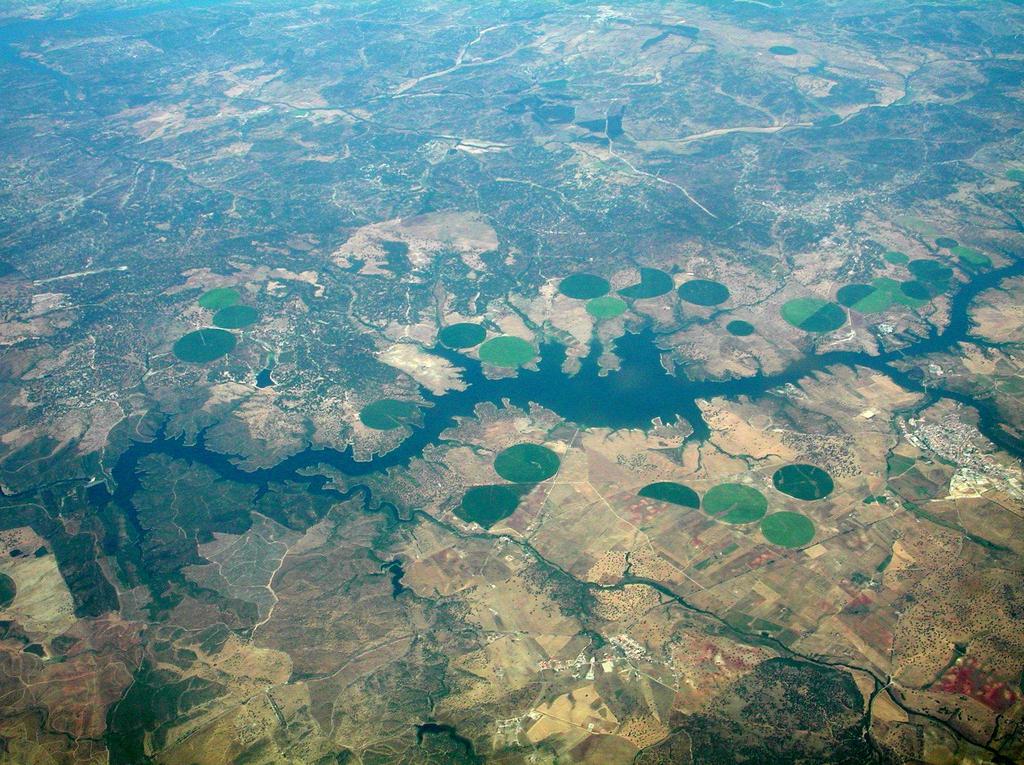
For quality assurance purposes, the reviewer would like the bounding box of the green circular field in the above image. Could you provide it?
[638,481,700,509]
[900,280,936,300]
[494,443,560,483]
[951,246,991,269]
[586,296,627,319]
[836,284,874,308]
[769,45,798,55]
[703,483,768,524]
[439,322,486,349]
[935,237,959,249]
[726,320,755,337]
[559,273,610,299]
[772,464,834,501]
[908,259,953,284]
[836,284,892,314]
[760,512,816,548]
[780,298,846,333]
[212,304,259,329]
[173,328,237,363]
[0,572,15,608]
[678,279,730,307]
[884,251,909,265]
[456,485,523,529]
[198,287,241,310]
[359,399,421,430]
[478,336,536,367]
[618,268,674,299]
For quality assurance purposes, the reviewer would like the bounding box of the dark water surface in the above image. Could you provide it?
[92,256,1024,506]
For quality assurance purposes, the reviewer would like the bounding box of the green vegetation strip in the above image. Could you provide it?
[198,287,241,310]
[212,304,259,329]
[494,443,560,482]
[772,464,834,501]
[761,512,815,548]
[586,296,627,319]
[726,320,755,336]
[780,298,846,333]
[478,336,536,367]
[769,44,798,55]
[703,483,767,524]
[173,328,237,363]
[618,267,673,299]
[935,237,959,249]
[359,399,421,430]
[884,251,909,265]
[439,322,486,349]
[559,273,609,299]
[678,278,730,306]
[456,485,526,529]
[638,481,700,509]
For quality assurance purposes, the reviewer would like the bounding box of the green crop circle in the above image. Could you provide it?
[478,336,536,367]
[761,512,816,548]
[559,273,610,299]
[212,305,259,329]
[439,322,486,349]
[678,279,730,307]
[359,399,421,430]
[494,443,560,483]
[772,464,834,501]
[173,328,237,363]
[703,483,768,524]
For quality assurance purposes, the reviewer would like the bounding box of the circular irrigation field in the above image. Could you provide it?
[772,464,834,500]
[212,304,259,329]
[703,483,767,524]
[478,336,536,367]
[781,297,846,333]
[760,512,816,548]
[677,278,730,307]
[198,287,240,310]
[618,267,674,299]
[638,481,700,509]
[726,320,755,337]
[359,399,421,430]
[559,273,610,299]
[586,296,627,319]
[173,328,237,363]
[439,322,486,349]
[0,572,15,608]
[494,443,560,482]
[836,284,892,314]
[457,484,523,528]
